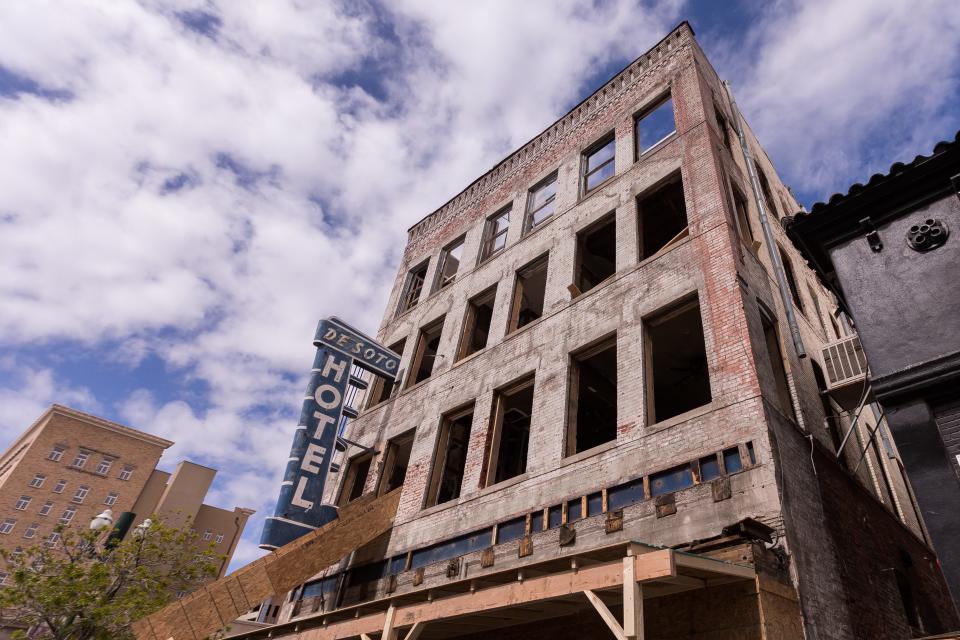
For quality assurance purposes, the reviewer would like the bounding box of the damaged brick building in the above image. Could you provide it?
[176,21,958,640]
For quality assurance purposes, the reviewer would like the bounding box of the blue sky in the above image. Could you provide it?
[0,0,958,571]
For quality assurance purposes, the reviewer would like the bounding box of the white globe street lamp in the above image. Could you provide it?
[90,509,114,531]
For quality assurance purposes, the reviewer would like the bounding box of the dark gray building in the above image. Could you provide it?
[787,131,960,604]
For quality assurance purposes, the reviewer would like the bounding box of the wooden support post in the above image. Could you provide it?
[583,590,627,640]
[382,604,397,640]
[622,556,644,640]
[403,622,426,640]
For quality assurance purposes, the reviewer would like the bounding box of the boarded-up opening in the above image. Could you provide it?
[646,298,711,423]
[457,286,497,360]
[379,431,415,495]
[366,338,405,407]
[426,408,473,507]
[638,174,688,260]
[409,317,444,387]
[759,305,795,419]
[568,337,617,455]
[509,255,548,332]
[576,214,616,294]
[339,454,372,506]
[486,377,535,486]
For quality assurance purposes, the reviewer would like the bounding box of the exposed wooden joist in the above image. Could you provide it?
[583,590,627,640]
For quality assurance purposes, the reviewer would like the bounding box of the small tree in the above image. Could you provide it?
[0,516,223,640]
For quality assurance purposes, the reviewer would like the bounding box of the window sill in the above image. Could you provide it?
[477,471,529,497]
[636,130,677,161]
[561,439,619,466]
[645,401,715,435]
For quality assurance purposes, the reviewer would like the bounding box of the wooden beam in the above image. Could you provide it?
[673,552,755,579]
[382,603,397,640]
[360,635,373,640]
[403,621,426,640]
[583,590,627,640]
[622,556,644,640]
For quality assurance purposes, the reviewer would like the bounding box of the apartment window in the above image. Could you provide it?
[339,455,372,505]
[759,305,796,419]
[202,530,213,541]
[434,237,465,291]
[480,206,511,262]
[119,465,134,481]
[426,408,473,506]
[715,104,731,150]
[44,532,60,548]
[95,457,114,475]
[809,286,827,339]
[379,431,415,495]
[637,174,688,260]
[366,338,406,407]
[486,377,535,486]
[58,506,76,525]
[52,479,66,494]
[581,133,616,194]
[457,286,497,360]
[29,474,46,488]
[47,446,65,462]
[104,492,118,506]
[645,298,712,423]
[14,496,31,511]
[23,523,38,539]
[0,572,8,586]
[568,337,617,455]
[0,519,15,535]
[575,214,616,295]
[757,167,778,217]
[408,317,445,387]
[398,262,428,314]
[215,533,224,544]
[636,94,676,155]
[71,450,89,469]
[508,255,549,333]
[732,185,755,244]
[38,501,53,516]
[72,485,90,504]
[524,172,558,232]
[778,245,804,313]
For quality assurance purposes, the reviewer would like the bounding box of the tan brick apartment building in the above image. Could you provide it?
[226,22,956,640]
[0,405,253,581]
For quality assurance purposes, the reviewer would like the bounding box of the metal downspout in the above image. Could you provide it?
[724,81,806,359]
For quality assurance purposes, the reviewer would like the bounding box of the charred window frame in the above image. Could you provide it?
[425,407,474,507]
[635,93,676,157]
[366,339,406,408]
[408,317,445,388]
[644,297,712,424]
[338,454,372,506]
[480,205,511,263]
[756,167,778,218]
[508,254,549,333]
[759,303,796,420]
[567,336,618,456]
[485,376,535,486]
[524,172,558,233]
[777,244,804,313]
[714,103,731,150]
[434,236,465,291]
[457,286,497,361]
[637,173,689,260]
[581,132,616,195]
[398,261,429,315]
[574,213,616,295]
[378,430,415,496]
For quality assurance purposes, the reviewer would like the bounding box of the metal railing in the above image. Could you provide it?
[822,334,868,388]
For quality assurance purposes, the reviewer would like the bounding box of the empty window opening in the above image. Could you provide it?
[812,360,847,466]
[367,338,406,407]
[426,409,473,507]
[809,286,827,339]
[636,94,676,155]
[379,431,415,495]
[398,262,428,314]
[481,206,511,262]
[525,172,558,232]
[509,255,548,332]
[778,245,804,313]
[760,305,796,419]
[829,312,842,340]
[732,185,755,244]
[409,317,445,387]
[714,104,731,150]
[582,133,616,194]
[757,167,778,217]
[645,299,712,423]
[637,174,688,260]
[457,286,497,360]
[339,455,372,505]
[486,377,535,486]
[575,214,616,294]
[435,237,465,291]
[568,338,617,455]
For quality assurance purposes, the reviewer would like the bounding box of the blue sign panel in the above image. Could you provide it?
[260,318,400,551]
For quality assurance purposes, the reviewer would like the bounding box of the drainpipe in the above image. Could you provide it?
[724,81,806,358]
